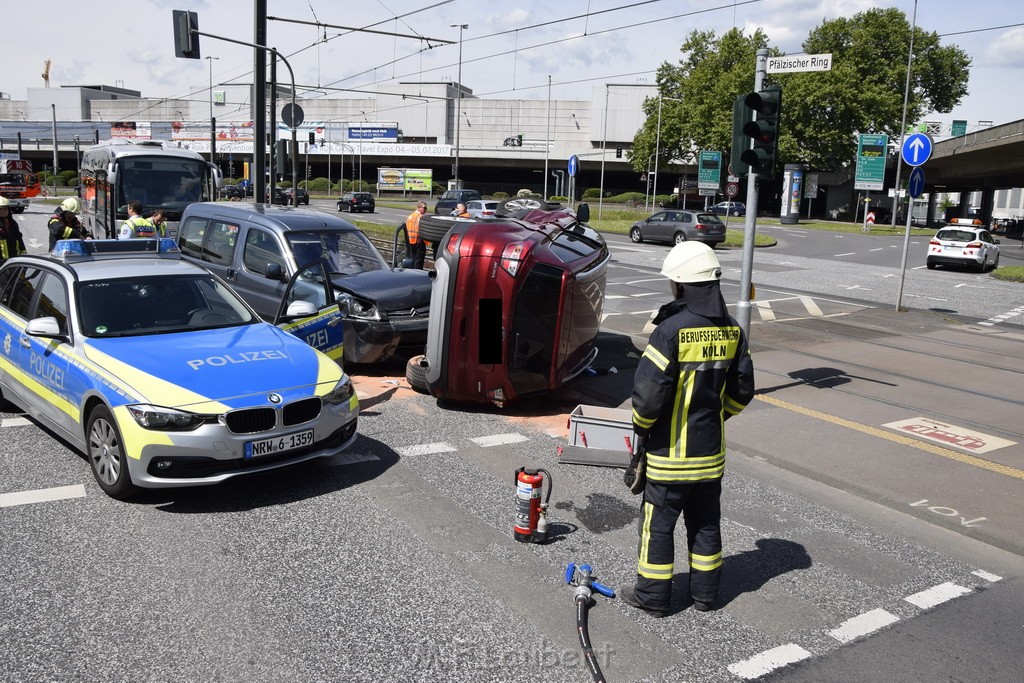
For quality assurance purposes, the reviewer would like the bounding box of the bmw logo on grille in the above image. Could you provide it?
[268,393,283,404]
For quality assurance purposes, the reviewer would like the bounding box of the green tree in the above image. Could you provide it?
[781,7,970,169]
[633,9,970,174]
[630,27,771,174]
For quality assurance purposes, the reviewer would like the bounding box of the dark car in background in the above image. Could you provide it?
[283,187,309,205]
[220,184,252,200]
[629,210,726,248]
[177,203,431,365]
[709,201,746,217]
[339,191,375,213]
[433,189,482,215]
[407,198,608,407]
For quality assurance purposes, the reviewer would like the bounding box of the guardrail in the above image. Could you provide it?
[365,233,434,269]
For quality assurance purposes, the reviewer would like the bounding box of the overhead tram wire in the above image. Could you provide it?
[324,0,766,98]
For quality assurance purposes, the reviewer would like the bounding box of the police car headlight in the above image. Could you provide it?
[127,404,207,431]
[337,293,381,321]
[323,375,353,406]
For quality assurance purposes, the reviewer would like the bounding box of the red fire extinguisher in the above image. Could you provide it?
[514,467,552,543]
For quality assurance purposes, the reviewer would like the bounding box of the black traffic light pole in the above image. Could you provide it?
[735,48,768,337]
[173,10,299,205]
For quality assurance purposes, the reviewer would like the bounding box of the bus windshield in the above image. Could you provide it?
[116,156,210,213]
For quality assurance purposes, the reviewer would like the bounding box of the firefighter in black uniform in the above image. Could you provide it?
[621,241,754,617]
[47,197,89,250]
[0,197,27,261]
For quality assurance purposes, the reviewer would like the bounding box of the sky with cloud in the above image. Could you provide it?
[6,0,1020,131]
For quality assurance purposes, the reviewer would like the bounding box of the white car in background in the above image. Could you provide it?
[926,223,1000,272]
[464,200,499,218]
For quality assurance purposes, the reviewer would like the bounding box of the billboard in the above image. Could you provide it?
[378,168,432,192]
[111,121,152,140]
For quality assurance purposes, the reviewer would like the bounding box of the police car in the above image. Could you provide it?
[926,220,1001,272]
[0,239,359,499]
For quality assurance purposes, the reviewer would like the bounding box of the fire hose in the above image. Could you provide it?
[565,562,615,683]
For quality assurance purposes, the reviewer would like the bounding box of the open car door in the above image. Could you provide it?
[274,259,345,366]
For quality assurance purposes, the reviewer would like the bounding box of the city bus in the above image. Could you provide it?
[79,139,221,239]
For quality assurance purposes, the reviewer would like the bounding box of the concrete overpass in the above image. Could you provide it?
[925,119,1024,224]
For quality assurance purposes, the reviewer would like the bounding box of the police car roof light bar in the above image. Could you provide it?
[51,238,181,261]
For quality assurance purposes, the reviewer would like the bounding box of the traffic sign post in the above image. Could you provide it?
[896,134,933,313]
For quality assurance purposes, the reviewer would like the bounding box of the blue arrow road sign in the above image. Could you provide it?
[901,132,933,167]
[568,154,579,177]
[908,167,925,198]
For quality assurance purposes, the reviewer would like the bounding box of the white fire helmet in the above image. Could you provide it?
[660,241,722,283]
[60,197,81,214]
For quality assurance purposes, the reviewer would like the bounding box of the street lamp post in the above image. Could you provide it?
[450,23,468,189]
[205,55,219,187]
[653,95,682,210]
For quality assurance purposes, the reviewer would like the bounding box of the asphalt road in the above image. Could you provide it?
[3,200,1022,681]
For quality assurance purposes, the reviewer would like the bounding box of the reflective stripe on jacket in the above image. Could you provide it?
[631,303,754,484]
[119,215,156,239]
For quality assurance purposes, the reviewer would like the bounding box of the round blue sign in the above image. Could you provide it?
[568,155,579,177]
[901,133,933,167]
[907,167,925,199]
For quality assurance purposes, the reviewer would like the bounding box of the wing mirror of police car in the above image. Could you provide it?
[284,300,318,319]
[265,262,285,281]
[26,316,64,339]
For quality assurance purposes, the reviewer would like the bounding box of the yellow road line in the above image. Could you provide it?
[755,394,1024,481]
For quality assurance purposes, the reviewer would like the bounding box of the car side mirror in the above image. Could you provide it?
[265,262,285,281]
[284,300,317,318]
[994,239,1001,244]
[576,203,590,223]
[399,257,414,269]
[26,316,63,338]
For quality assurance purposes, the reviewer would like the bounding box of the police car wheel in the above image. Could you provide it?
[405,355,430,394]
[86,405,138,500]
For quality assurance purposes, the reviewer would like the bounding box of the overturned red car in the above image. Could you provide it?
[406,199,609,407]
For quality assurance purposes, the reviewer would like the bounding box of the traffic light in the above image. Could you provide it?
[275,140,289,175]
[517,134,523,146]
[730,94,753,175]
[739,86,781,178]
[172,10,201,59]
[615,145,623,159]
[308,131,315,145]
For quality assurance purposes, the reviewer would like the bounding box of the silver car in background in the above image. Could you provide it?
[629,210,726,248]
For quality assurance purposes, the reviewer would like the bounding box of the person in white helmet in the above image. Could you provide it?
[620,241,754,618]
[0,196,27,261]
[47,196,90,250]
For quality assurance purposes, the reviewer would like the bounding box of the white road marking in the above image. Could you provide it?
[798,295,823,317]
[470,433,530,447]
[828,608,900,644]
[976,305,1024,328]
[869,247,884,252]
[834,252,856,257]
[0,484,87,508]
[728,644,812,679]
[905,581,972,609]
[972,570,1003,582]
[1,417,32,428]
[755,301,776,321]
[397,443,458,456]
